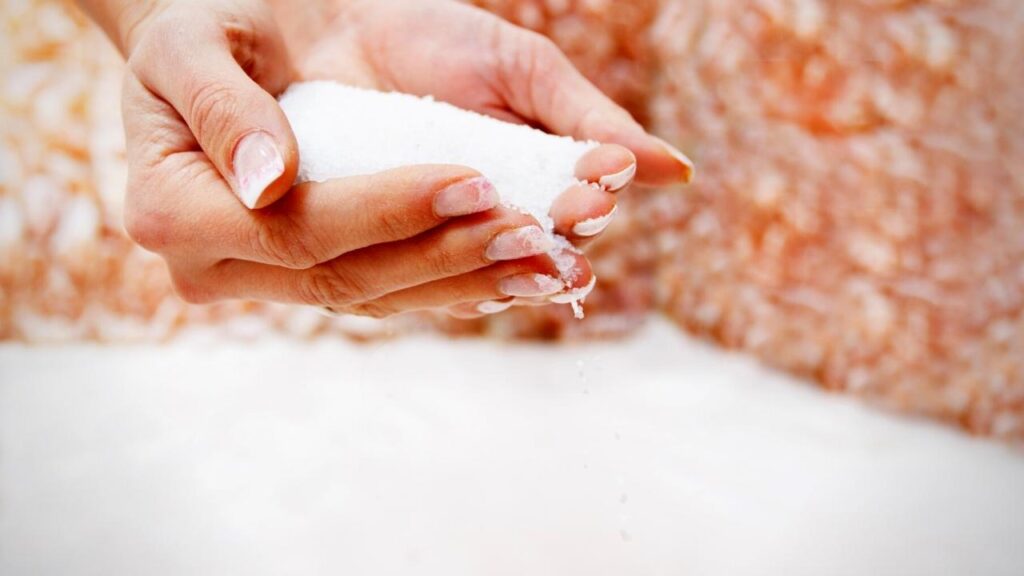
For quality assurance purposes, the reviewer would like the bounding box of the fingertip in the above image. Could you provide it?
[563,251,594,291]
[547,248,595,304]
[407,164,487,194]
[230,92,302,210]
[250,146,299,210]
[600,163,637,193]
[381,163,489,223]
[592,127,695,188]
[231,129,290,209]
[652,137,695,185]
[631,136,695,187]
[433,175,500,218]
[549,274,597,304]
[572,204,618,238]
[550,183,617,240]
[575,144,637,192]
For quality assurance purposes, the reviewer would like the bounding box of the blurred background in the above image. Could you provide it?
[2,1,1024,573]
[2,0,1023,439]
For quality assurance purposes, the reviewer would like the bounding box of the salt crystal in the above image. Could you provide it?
[280,81,601,313]
[280,81,597,231]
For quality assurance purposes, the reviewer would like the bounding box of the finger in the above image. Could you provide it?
[121,71,217,259]
[197,207,556,306]
[367,246,596,317]
[545,246,595,296]
[129,6,299,209]
[232,167,501,267]
[575,144,636,192]
[135,157,499,270]
[549,182,617,243]
[122,67,502,271]
[513,274,598,308]
[496,29,694,186]
[348,256,572,318]
[446,299,516,319]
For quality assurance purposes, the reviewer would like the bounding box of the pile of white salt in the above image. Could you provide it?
[279,82,600,316]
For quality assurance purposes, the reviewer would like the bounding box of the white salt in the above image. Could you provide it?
[280,82,597,232]
[279,81,601,315]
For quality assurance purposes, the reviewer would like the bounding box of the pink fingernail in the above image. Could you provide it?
[598,163,636,191]
[572,205,618,237]
[549,275,597,304]
[476,300,514,315]
[485,226,556,261]
[434,176,499,218]
[654,137,696,184]
[233,131,285,209]
[499,274,564,297]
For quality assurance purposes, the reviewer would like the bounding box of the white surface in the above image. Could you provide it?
[280,82,597,233]
[1,319,1022,576]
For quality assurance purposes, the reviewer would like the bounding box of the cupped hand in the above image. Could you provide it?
[274,0,695,317]
[284,0,693,189]
[284,0,696,233]
[111,0,693,319]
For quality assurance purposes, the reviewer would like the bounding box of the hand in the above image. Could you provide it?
[94,0,693,319]
[278,0,693,188]
[270,0,695,317]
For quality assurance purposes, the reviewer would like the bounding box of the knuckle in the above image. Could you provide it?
[186,79,240,143]
[123,202,175,253]
[252,221,320,269]
[572,107,603,137]
[302,266,368,307]
[427,246,464,278]
[522,32,562,75]
[168,268,215,304]
[371,208,413,242]
[527,32,560,58]
[494,26,560,94]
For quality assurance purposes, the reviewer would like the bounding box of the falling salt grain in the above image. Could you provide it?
[280,81,601,316]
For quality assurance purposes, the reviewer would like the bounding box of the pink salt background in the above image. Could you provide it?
[1,0,1023,440]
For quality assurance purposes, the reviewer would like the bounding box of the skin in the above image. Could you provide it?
[77,0,694,319]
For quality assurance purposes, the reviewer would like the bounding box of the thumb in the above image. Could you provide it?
[497,30,694,187]
[129,9,298,209]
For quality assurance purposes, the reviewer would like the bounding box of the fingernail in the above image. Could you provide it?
[434,176,499,217]
[572,205,618,237]
[499,274,564,297]
[486,226,556,261]
[233,131,285,209]
[549,275,597,304]
[655,137,695,184]
[476,300,514,315]
[598,163,636,192]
